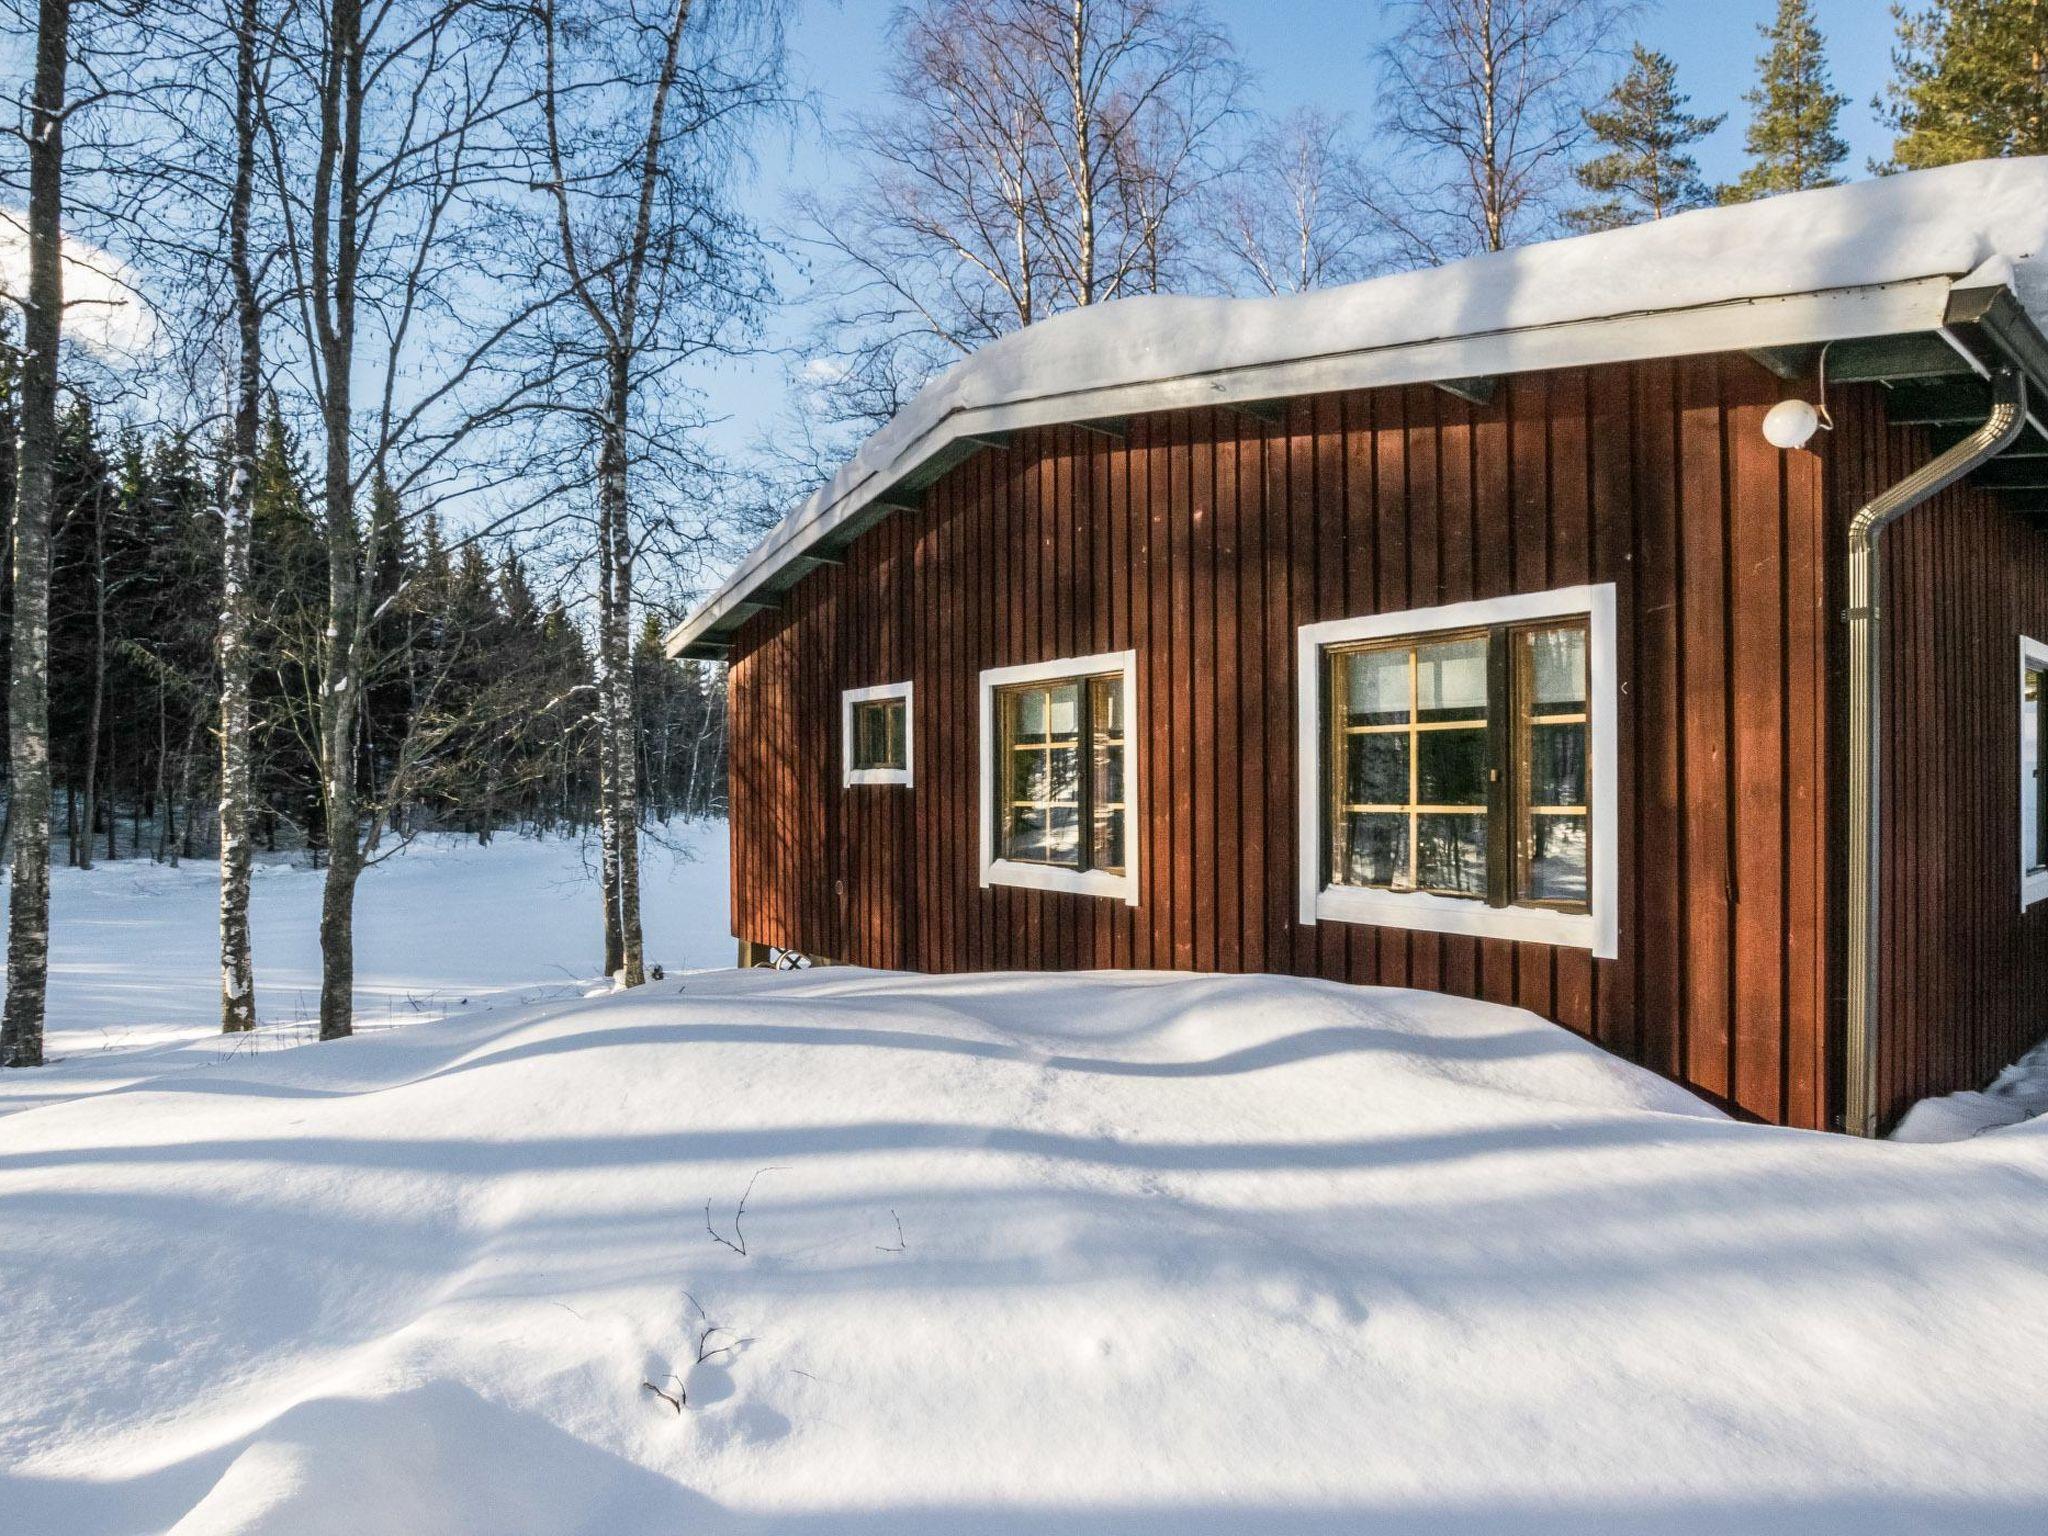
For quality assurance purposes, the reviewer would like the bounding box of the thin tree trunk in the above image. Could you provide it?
[76,491,104,871]
[155,681,171,862]
[1068,0,1095,305]
[312,0,367,1042]
[170,709,203,867]
[218,0,261,1032]
[3,0,71,1070]
[602,374,645,988]
[594,529,625,976]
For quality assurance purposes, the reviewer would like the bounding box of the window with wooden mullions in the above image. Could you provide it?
[843,681,913,785]
[2028,664,2047,875]
[1325,618,1589,911]
[2023,641,2048,907]
[997,673,1125,874]
[850,696,907,773]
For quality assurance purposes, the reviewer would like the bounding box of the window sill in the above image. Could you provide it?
[1312,883,1601,954]
[2024,869,2048,912]
[846,766,912,787]
[983,858,1136,906]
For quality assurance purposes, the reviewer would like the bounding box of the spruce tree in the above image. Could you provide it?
[1723,0,1849,202]
[1568,45,1724,233]
[1882,0,2048,170]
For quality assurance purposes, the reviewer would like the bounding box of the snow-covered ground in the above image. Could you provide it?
[0,824,732,1115]
[4,839,2048,1534]
[1893,1031,2048,1143]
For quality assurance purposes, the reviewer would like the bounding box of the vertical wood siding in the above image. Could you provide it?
[728,357,1835,1128]
[1833,386,2048,1132]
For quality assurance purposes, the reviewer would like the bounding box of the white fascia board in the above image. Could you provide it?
[843,680,913,787]
[666,277,1954,658]
[978,650,1139,907]
[1294,584,1619,960]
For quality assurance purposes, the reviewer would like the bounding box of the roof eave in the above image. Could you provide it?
[666,272,1960,660]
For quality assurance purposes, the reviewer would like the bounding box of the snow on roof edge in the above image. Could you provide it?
[673,159,2048,657]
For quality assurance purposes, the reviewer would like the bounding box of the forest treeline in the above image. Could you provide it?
[0,361,727,866]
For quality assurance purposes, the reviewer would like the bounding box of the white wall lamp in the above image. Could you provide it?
[1763,343,1835,451]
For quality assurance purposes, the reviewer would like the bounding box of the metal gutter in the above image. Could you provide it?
[1843,361,2028,1137]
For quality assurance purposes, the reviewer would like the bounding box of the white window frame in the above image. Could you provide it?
[978,649,1139,905]
[842,680,914,787]
[2021,635,2048,911]
[1296,584,1619,958]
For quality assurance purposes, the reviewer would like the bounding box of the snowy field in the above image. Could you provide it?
[0,824,733,1114]
[5,833,2048,1533]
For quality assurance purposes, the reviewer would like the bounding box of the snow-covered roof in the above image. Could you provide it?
[671,158,2048,658]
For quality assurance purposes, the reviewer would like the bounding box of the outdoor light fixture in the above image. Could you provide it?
[1763,343,1835,452]
[1763,397,1822,450]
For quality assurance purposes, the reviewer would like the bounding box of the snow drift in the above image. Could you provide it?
[5,960,2048,1533]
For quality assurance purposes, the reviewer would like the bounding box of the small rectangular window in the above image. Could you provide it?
[851,697,907,772]
[1324,616,1591,916]
[843,682,912,786]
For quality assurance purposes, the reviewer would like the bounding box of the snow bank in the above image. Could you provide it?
[1891,1030,2048,1142]
[706,158,2048,639]
[5,953,2048,1532]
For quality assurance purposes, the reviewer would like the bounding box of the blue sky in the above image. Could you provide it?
[692,0,1902,463]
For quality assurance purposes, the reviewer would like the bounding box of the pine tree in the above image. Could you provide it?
[1568,45,1724,233]
[1882,0,2048,170]
[47,404,118,871]
[1723,0,1849,202]
[247,414,325,852]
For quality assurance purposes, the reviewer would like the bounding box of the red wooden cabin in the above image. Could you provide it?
[670,160,2048,1135]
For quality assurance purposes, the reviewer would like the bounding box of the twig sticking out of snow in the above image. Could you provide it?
[641,1375,685,1413]
[706,1166,785,1257]
[876,1210,906,1255]
[697,1324,753,1364]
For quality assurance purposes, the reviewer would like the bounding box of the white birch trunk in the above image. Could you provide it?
[217,0,262,1033]
[3,0,71,1070]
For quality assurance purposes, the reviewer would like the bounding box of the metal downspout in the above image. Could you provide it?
[1843,365,2027,1137]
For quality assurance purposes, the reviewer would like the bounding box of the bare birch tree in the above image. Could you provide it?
[213,0,267,1030]
[1008,0,1238,306]
[1,0,72,1068]
[106,0,291,1031]
[794,0,1239,436]
[1372,0,1628,262]
[264,0,562,1039]
[524,0,781,983]
[1202,107,1384,295]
